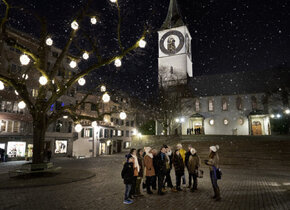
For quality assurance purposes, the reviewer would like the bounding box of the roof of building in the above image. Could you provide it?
[188,67,290,97]
[160,0,185,30]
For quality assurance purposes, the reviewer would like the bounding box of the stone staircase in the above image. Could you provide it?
[131,135,290,169]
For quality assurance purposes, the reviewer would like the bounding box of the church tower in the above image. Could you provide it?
[158,0,193,88]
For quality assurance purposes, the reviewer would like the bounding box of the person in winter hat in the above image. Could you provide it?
[121,156,134,204]
[205,145,221,201]
[144,147,155,194]
[187,148,201,192]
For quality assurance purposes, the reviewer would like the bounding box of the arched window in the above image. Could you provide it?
[222,98,228,111]
[251,96,258,110]
[195,99,200,112]
[236,97,243,110]
[208,99,214,111]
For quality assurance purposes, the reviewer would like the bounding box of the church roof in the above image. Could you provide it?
[188,67,290,97]
[160,0,185,30]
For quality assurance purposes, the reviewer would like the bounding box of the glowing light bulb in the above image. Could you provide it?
[0,81,4,90]
[39,76,48,85]
[139,39,146,48]
[114,59,121,67]
[69,60,77,68]
[71,21,79,30]
[82,52,89,60]
[74,124,83,132]
[78,77,86,86]
[46,37,53,46]
[100,85,106,92]
[63,116,68,119]
[20,54,30,65]
[102,93,110,103]
[120,111,127,120]
[285,109,290,114]
[18,101,26,109]
[110,0,117,3]
[22,74,29,80]
[90,17,97,24]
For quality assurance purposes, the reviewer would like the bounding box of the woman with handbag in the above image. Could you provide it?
[205,145,221,201]
[187,148,201,192]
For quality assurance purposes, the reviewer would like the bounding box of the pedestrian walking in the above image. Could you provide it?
[135,148,144,197]
[144,147,155,194]
[177,143,186,188]
[187,148,200,192]
[185,144,193,188]
[172,149,185,191]
[205,145,221,201]
[155,146,168,195]
[121,155,134,204]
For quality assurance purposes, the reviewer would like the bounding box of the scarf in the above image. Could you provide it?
[146,153,153,159]
[132,154,140,172]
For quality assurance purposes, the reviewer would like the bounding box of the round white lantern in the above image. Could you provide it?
[180,117,185,123]
[71,21,79,30]
[209,119,215,126]
[285,109,290,114]
[74,124,83,132]
[120,111,127,120]
[20,54,30,65]
[78,77,86,86]
[0,81,4,90]
[82,52,89,60]
[69,60,77,68]
[114,59,122,67]
[92,121,98,128]
[90,17,97,24]
[46,37,53,46]
[139,39,146,48]
[102,93,110,103]
[18,101,26,109]
[276,114,281,118]
[100,85,106,92]
[39,76,48,85]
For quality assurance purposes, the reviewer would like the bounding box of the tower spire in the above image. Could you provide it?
[161,0,185,30]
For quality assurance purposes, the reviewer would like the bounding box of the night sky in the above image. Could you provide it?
[2,0,290,100]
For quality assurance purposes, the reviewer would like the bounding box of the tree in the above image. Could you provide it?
[0,0,149,164]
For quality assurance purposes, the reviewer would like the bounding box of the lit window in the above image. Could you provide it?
[0,120,7,131]
[13,121,20,133]
[209,119,215,126]
[195,99,200,112]
[208,99,214,111]
[7,121,13,132]
[222,98,228,111]
[32,89,38,97]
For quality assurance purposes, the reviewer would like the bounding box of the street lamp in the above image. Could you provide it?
[20,54,30,65]
[0,81,4,90]
[75,124,83,132]
[18,101,26,109]
[102,93,110,103]
[285,109,290,115]
[120,111,127,120]
[276,114,281,118]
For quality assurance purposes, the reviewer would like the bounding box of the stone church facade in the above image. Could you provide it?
[156,0,289,136]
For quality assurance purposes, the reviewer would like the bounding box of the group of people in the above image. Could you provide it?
[186,128,202,135]
[121,143,221,205]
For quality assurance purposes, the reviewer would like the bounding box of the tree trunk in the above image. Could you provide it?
[32,115,47,164]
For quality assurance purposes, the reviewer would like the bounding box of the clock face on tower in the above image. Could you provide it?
[160,30,185,55]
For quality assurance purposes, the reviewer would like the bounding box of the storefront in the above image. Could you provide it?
[55,140,68,154]
[7,141,26,158]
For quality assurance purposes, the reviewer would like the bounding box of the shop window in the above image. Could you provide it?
[126,130,129,137]
[251,96,258,110]
[55,140,67,154]
[222,98,228,111]
[236,97,243,110]
[208,99,214,111]
[7,142,26,157]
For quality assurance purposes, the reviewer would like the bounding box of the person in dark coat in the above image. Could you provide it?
[151,149,158,190]
[188,148,201,192]
[121,155,134,204]
[172,149,185,191]
[155,146,168,195]
[185,144,193,188]
[163,145,177,192]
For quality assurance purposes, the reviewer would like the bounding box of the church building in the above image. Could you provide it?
[156,0,290,136]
